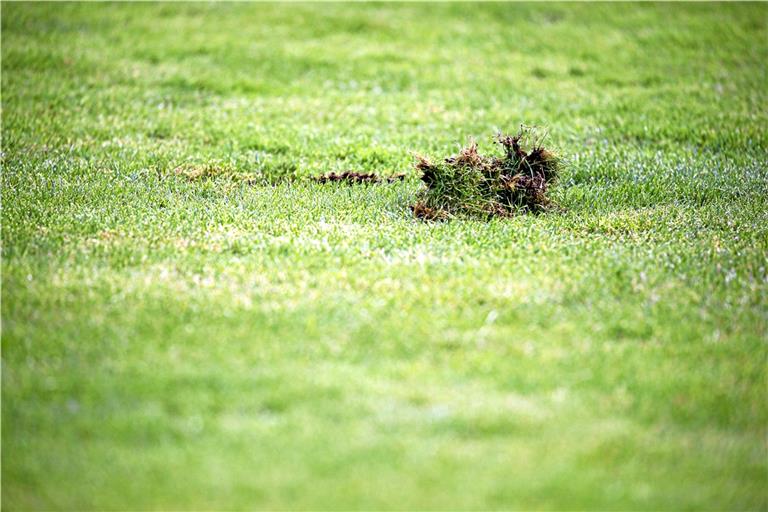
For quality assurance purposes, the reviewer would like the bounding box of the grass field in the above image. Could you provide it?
[2,2,767,510]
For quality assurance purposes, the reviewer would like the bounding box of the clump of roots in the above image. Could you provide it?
[313,171,405,184]
[412,127,560,220]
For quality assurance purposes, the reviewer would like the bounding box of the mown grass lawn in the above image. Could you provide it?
[2,2,767,510]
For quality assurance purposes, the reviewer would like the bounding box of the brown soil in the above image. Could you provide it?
[312,171,405,184]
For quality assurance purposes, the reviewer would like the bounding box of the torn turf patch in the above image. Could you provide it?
[412,127,560,220]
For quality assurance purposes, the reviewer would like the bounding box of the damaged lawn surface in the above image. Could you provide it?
[3,3,767,511]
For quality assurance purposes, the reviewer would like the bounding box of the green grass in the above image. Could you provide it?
[2,2,767,510]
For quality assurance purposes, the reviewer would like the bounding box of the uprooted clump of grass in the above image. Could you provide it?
[412,128,560,220]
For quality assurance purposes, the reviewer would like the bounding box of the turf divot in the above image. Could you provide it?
[411,127,560,220]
